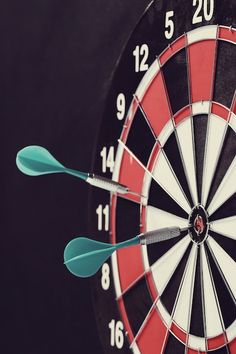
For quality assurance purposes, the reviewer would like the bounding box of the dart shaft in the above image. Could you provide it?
[139,226,181,245]
[66,168,88,180]
[86,174,129,194]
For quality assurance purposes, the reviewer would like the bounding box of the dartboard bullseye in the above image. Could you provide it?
[189,204,209,244]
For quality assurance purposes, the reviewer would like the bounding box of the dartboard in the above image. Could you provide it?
[89,1,236,353]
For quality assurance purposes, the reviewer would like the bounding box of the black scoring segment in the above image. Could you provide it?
[205,244,236,329]
[210,194,236,221]
[160,243,192,315]
[115,198,140,243]
[163,131,193,207]
[148,179,188,219]
[190,249,205,337]
[164,332,185,354]
[123,277,153,336]
[147,234,185,267]
[209,230,236,262]
[126,108,156,166]
[207,126,236,208]
[162,48,189,115]
[193,114,208,201]
[213,41,236,109]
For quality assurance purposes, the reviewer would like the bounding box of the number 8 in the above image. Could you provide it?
[101,263,110,290]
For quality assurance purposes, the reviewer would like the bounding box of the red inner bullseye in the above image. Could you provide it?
[194,215,205,234]
[189,205,209,244]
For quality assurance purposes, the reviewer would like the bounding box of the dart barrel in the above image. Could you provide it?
[87,174,129,194]
[139,227,181,245]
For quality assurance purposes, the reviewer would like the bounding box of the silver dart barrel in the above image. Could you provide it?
[138,226,183,245]
[87,174,129,194]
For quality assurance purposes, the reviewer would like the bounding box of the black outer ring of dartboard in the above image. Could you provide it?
[88,1,236,353]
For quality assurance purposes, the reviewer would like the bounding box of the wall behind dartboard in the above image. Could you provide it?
[1,1,150,353]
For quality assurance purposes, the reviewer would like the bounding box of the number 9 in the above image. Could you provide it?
[116,93,126,120]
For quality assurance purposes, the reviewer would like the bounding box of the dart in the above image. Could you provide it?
[64,226,186,278]
[16,145,130,194]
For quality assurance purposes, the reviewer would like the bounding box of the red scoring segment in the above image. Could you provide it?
[174,106,191,125]
[118,149,144,204]
[120,99,139,143]
[137,309,168,354]
[141,71,172,137]
[219,26,236,44]
[188,40,217,103]
[170,322,187,343]
[116,246,144,293]
[208,333,227,350]
[110,194,144,292]
[112,150,145,295]
[229,339,236,352]
[211,102,230,120]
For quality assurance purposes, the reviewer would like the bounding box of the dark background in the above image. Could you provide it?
[1,1,150,353]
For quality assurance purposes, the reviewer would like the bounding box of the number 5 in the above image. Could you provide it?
[165,11,174,39]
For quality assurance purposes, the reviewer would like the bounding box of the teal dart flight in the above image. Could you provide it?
[64,226,187,278]
[16,145,131,194]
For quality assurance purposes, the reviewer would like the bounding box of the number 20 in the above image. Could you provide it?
[192,0,214,24]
